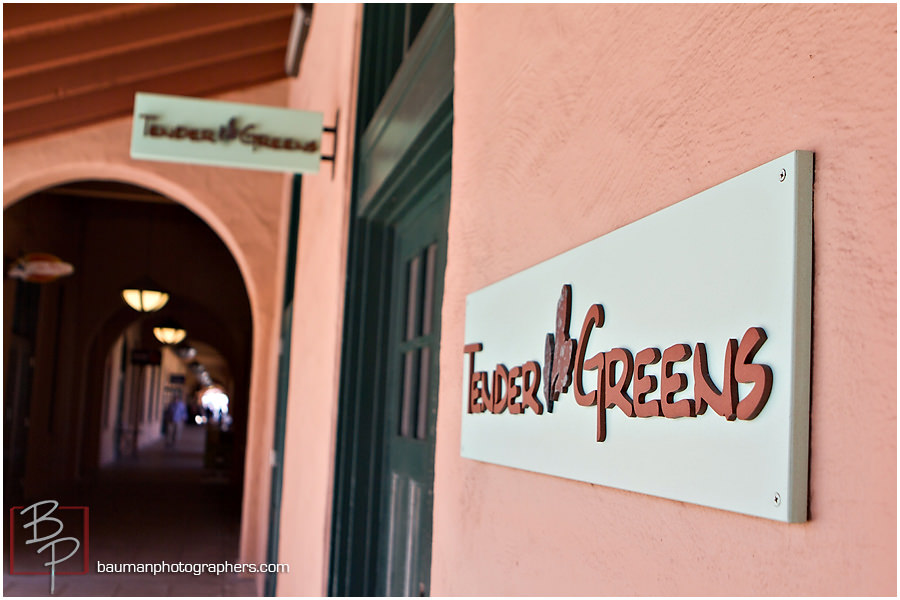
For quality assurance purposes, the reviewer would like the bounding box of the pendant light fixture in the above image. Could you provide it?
[122,276,170,312]
[121,211,170,312]
[152,318,186,345]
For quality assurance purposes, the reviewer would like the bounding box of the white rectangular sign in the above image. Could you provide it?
[461,151,812,522]
[130,92,323,173]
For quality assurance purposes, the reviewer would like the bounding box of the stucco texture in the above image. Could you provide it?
[274,4,361,596]
[434,4,896,596]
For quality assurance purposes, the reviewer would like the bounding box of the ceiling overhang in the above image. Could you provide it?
[3,3,297,144]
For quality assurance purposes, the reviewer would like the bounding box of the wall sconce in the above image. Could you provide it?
[153,319,186,345]
[121,277,169,312]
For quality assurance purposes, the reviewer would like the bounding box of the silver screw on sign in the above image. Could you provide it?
[779,168,787,182]
[773,492,782,507]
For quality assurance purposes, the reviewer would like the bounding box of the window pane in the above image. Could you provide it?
[399,349,419,437]
[405,254,421,341]
[415,346,430,439]
[421,243,436,336]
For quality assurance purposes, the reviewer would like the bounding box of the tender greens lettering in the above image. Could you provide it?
[464,284,773,442]
[139,114,319,153]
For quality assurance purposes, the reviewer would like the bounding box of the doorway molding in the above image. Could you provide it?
[329,5,454,596]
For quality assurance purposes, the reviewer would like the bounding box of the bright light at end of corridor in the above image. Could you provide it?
[201,388,229,416]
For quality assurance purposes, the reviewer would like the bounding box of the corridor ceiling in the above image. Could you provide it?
[3,3,296,144]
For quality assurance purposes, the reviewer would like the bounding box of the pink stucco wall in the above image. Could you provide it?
[3,80,293,583]
[434,4,896,596]
[274,4,361,596]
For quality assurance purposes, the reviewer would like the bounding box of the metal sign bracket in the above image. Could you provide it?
[321,109,339,179]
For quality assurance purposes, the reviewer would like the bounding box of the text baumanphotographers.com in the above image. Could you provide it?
[96,561,289,576]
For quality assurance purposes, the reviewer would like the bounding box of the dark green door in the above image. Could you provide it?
[377,179,449,596]
[329,4,453,596]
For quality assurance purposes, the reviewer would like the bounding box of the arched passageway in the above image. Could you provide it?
[3,180,256,595]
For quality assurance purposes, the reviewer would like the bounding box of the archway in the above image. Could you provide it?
[3,180,255,592]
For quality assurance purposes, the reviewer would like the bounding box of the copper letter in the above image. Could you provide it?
[574,304,604,406]
[491,364,509,414]
[633,347,662,418]
[593,353,608,442]
[139,114,159,136]
[477,372,493,413]
[464,344,485,414]
[603,348,635,417]
[521,361,544,415]
[693,340,738,420]
[660,343,694,418]
[507,366,523,414]
[734,327,773,420]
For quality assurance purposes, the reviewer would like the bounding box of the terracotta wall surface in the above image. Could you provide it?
[274,4,361,596]
[3,80,292,576]
[434,4,896,596]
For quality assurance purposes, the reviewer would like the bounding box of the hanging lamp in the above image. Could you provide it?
[121,277,170,312]
[152,319,187,345]
[122,213,170,312]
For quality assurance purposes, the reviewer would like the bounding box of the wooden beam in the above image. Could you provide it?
[5,18,292,112]
[4,48,288,144]
[3,4,160,42]
[4,4,294,78]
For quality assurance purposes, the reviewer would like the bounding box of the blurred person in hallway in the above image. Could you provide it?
[164,394,188,447]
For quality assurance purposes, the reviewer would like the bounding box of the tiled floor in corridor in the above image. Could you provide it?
[4,425,259,597]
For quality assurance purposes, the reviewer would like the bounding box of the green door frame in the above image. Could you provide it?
[329,5,454,596]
